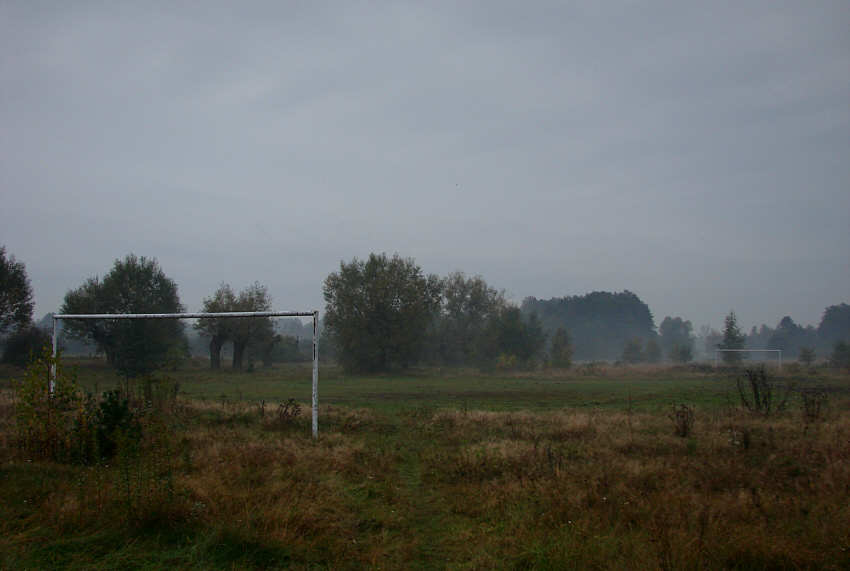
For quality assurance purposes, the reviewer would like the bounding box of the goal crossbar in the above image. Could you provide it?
[51,311,320,437]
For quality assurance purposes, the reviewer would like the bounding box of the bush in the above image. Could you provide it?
[14,349,97,462]
[620,338,645,364]
[97,390,141,460]
[277,398,302,421]
[735,366,793,417]
[137,376,179,410]
[670,404,694,437]
[495,352,520,372]
[800,389,828,421]
[798,346,816,366]
[14,349,150,464]
[828,340,850,370]
[549,327,573,369]
[3,324,51,368]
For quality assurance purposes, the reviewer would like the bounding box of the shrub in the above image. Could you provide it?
[798,346,816,366]
[97,390,141,460]
[495,352,519,371]
[277,398,301,421]
[2,324,51,368]
[549,327,573,369]
[620,338,645,364]
[670,403,694,437]
[735,366,793,416]
[113,412,177,524]
[14,349,97,462]
[800,388,828,421]
[162,344,186,371]
[137,376,179,410]
[828,340,850,370]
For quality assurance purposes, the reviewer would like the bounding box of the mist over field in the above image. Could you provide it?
[2,3,848,336]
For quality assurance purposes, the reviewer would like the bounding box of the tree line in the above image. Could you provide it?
[321,254,850,372]
[0,251,297,375]
[695,306,850,366]
[2,245,849,375]
[322,253,548,374]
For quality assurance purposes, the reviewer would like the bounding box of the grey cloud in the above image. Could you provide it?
[1,2,847,331]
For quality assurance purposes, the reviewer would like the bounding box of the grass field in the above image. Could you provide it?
[49,359,806,413]
[1,359,848,569]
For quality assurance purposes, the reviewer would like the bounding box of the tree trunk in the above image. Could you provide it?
[209,335,225,369]
[262,335,282,367]
[232,339,246,370]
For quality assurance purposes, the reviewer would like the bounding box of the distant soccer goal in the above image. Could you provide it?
[51,310,320,437]
[714,349,782,371]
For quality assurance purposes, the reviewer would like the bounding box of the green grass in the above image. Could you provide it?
[34,358,835,416]
[1,359,848,569]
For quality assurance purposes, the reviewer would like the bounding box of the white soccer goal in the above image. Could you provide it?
[714,349,782,371]
[51,311,320,437]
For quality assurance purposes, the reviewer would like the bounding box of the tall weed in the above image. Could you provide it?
[735,365,793,416]
[670,403,695,437]
[113,413,179,524]
[13,349,97,463]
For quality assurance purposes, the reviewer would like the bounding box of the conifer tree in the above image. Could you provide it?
[719,310,747,364]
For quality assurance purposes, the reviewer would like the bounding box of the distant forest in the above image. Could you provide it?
[31,295,850,368]
[5,245,847,370]
[522,291,655,361]
[523,294,848,365]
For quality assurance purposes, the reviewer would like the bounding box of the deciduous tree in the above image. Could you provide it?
[767,316,814,358]
[620,337,645,364]
[230,283,274,370]
[194,283,237,369]
[430,271,506,367]
[0,246,34,336]
[2,324,50,368]
[61,254,185,377]
[475,306,546,371]
[699,325,722,361]
[670,341,694,363]
[829,340,850,371]
[323,253,441,374]
[549,327,573,369]
[817,304,850,354]
[798,346,816,366]
[194,282,275,370]
[658,316,694,362]
[644,337,662,364]
[522,291,656,361]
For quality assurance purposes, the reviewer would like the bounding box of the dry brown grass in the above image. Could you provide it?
[2,372,849,569]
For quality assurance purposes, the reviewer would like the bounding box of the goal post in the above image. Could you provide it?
[714,349,782,371]
[51,310,320,437]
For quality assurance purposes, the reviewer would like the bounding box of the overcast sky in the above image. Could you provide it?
[1,2,848,333]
